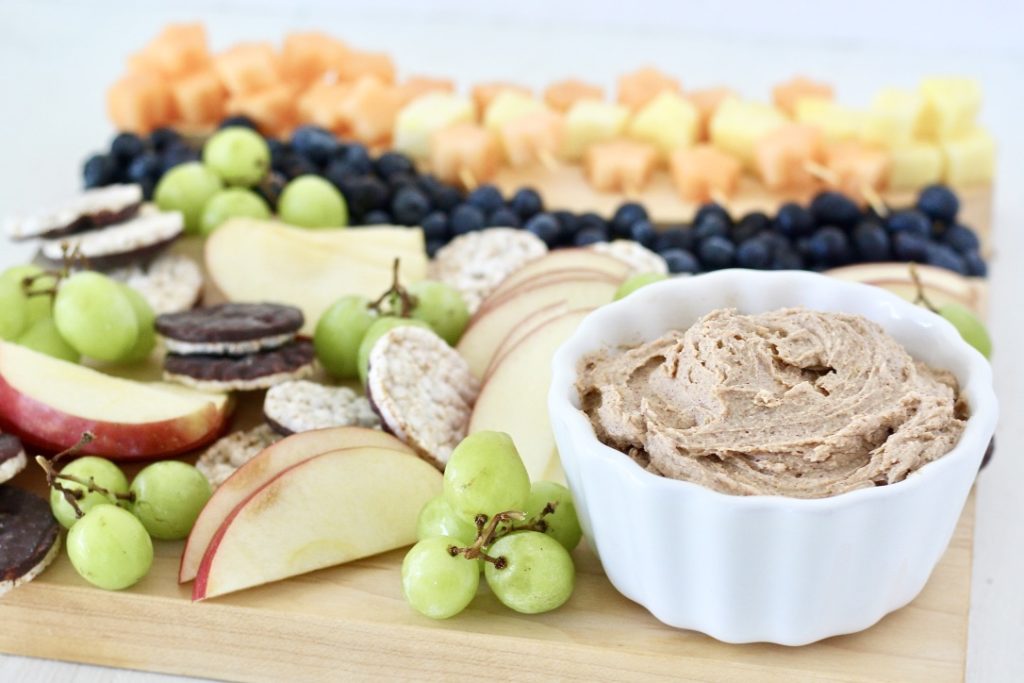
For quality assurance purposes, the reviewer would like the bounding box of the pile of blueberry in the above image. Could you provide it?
[82,116,987,277]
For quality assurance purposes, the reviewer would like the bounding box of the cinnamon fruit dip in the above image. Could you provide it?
[576,307,967,498]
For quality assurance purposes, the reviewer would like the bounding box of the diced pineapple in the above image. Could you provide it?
[709,99,787,168]
[499,110,564,168]
[430,123,502,187]
[941,128,995,186]
[669,145,742,202]
[483,91,548,133]
[772,76,834,116]
[472,82,531,115]
[617,67,681,111]
[794,99,866,143]
[754,124,823,191]
[393,93,475,160]
[861,88,926,149]
[626,92,699,157]
[584,140,659,193]
[919,77,982,141]
[561,101,631,161]
[887,143,943,191]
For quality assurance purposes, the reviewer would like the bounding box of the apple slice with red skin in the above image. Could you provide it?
[0,342,231,459]
[192,445,441,601]
[477,268,621,316]
[180,426,413,583]
[487,248,631,302]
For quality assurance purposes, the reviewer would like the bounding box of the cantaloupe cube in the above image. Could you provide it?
[483,91,548,134]
[794,99,865,143]
[543,79,604,113]
[686,87,735,141]
[227,83,298,136]
[754,124,823,191]
[861,88,926,149]
[627,91,699,157]
[298,82,353,132]
[396,76,456,106]
[337,50,396,84]
[772,76,833,116]
[499,110,565,168]
[669,145,742,202]
[709,99,787,168]
[171,67,227,125]
[430,123,502,187]
[824,142,890,197]
[337,77,404,145]
[584,140,659,193]
[472,82,532,115]
[919,77,982,141]
[941,128,995,186]
[617,67,681,111]
[215,43,281,96]
[394,93,475,160]
[561,101,631,161]
[281,32,350,85]
[107,73,176,133]
[128,23,209,78]
[887,143,944,191]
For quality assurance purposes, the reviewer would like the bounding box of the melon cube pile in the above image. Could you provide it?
[754,124,823,191]
[430,123,502,187]
[772,76,834,117]
[617,67,682,111]
[499,111,565,168]
[669,145,742,202]
[584,140,659,193]
[544,79,604,113]
[710,99,788,168]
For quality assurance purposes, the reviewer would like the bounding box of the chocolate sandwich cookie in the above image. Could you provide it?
[0,486,61,597]
[156,303,304,356]
[5,184,143,241]
[164,340,317,392]
[0,434,27,484]
[38,210,184,270]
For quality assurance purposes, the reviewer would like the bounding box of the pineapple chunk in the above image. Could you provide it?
[795,99,866,143]
[617,67,681,111]
[919,77,982,141]
[561,101,631,161]
[709,99,787,168]
[772,76,834,116]
[584,140,659,193]
[941,128,995,186]
[669,145,742,202]
[393,93,475,160]
[861,88,926,149]
[499,110,564,168]
[483,91,548,133]
[887,143,943,191]
[627,92,699,156]
[430,123,501,187]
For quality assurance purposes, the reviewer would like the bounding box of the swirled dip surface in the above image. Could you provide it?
[576,308,967,498]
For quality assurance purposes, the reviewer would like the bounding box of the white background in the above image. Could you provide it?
[1,1,1022,680]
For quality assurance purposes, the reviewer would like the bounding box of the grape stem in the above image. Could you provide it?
[909,262,939,313]
[33,432,135,519]
[451,504,560,569]
[368,258,419,318]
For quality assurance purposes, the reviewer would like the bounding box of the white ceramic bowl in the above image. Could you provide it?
[549,270,997,645]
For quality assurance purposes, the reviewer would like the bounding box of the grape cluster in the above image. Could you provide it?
[403,431,582,619]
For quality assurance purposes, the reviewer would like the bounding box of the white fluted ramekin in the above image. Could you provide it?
[549,270,997,645]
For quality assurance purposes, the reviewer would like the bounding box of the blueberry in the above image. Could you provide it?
[433,184,464,212]
[852,221,891,262]
[756,230,790,254]
[450,204,486,235]
[693,214,729,242]
[774,202,815,238]
[374,151,415,180]
[694,203,733,228]
[391,187,432,226]
[925,243,968,274]
[426,239,447,258]
[885,209,932,238]
[362,210,393,225]
[735,238,772,269]
[149,127,182,153]
[268,139,290,171]
[386,172,419,192]
[916,184,959,224]
[574,226,608,246]
[82,154,115,188]
[420,212,449,241]
[136,177,157,201]
[338,145,374,175]
[661,248,700,274]
[510,187,544,220]
[655,227,694,253]
[943,224,981,254]
[524,213,561,246]
[892,232,929,261]
[218,115,258,131]
[290,125,338,166]
[466,184,504,214]
[629,219,657,248]
[576,212,608,233]
[487,207,521,228]
[771,247,805,270]
[731,212,769,243]
[697,235,735,270]
[281,154,318,180]
[126,153,161,185]
[963,250,988,277]
[110,133,145,163]
[806,227,852,266]
[809,192,861,229]
[611,202,649,237]
[336,175,388,215]
[553,211,580,244]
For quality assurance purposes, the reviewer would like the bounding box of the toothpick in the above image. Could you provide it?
[537,148,560,172]
[861,184,889,217]
[803,160,840,186]
[458,167,478,191]
[708,188,730,207]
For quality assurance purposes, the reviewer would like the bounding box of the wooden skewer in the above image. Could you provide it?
[537,148,560,172]
[860,184,889,217]
[458,168,478,191]
[708,188,730,207]
[803,160,840,187]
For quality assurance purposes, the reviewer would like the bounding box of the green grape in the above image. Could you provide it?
[118,284,156,363]
[202,126,271,187]
[939,303,992,359]
[278,175,349,229]
[16,316,80,363]
[408,281,470,346]
[0,277,28,341]
[443,431,531,524]
[416,495,479,545]
[614,272,669,301]
[49,456,130,529]
[130,461,212,540]
[1,265,53,324]
[484,531,575,614]
[199,188,271,236]
[525,481,583,551]
[401,536,480,619]
[66,504,154,591]
[53,272,138,362]
[357,316,431,386]
[154,161,225,234]
[314,295,377,379]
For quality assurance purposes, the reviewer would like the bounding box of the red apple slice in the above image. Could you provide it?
[192,446,442,601]
[477,268,621,316]
[0,342,230,459]
[487,248,631,301]
[180,426,412,583]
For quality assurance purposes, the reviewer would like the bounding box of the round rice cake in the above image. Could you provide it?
[264,381,380,435]
[38,210,184,270]
[164,340,317,392]
[590,239,668,275]
[107,253,203,315]
[4,184,143,241]
[366,325,479,469]
[0,486,61,597]
[195,424,281,489]
[0,434,27,485]
[429,228,547,314]
[156,302,304,355]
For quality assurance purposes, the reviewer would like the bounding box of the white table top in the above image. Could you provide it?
[2,1,1022,680]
